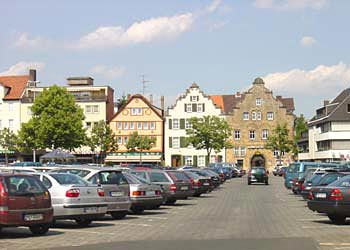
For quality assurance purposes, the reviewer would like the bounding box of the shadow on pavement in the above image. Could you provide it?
[0,227,63,239]
[52,221,115,229]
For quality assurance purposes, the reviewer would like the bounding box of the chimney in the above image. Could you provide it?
[29,69,36,81]
[149,94,153,104]
[161,96,165,110]
[324,100,330,106]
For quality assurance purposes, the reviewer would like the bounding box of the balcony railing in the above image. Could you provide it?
[21,95,107,103]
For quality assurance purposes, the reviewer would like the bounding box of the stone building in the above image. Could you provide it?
[211,78,295,170]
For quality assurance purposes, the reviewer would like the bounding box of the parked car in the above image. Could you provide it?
[164,170,194,204]
[52,166,131,220]
[278,167,287,177]
[248,167,268,185]
[187,168,220,189]
[291,168,318,195]
[183,170,212,197]
[129,169,193,205]
[122,172,163,213]
[34,172,107,226]
[0,173,53,235]
[308,175,350,224]
[273,166,280,176]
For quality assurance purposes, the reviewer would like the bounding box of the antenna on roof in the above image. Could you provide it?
[140,74,150,95]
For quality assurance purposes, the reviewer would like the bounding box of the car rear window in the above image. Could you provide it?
[319,174,344,186]
[184,171,199,179]
[5,176,46,196]
[49,173,89,185]
[251,168,265,174]
[149,172,170,182]
[95,171,128,185]
[130,171,147,180]
[167,171,190,182]
[123,172,142,184]
[54,169,91,178]
[287,163,300,173]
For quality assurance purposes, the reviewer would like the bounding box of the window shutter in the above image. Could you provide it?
[193,155,198,167]
[180,119,185,129]
[169,137,172,148]
[184,104,187,112]
[202,103,205,112]
[169,119,172,129]
[180,137,186,148]
[192,103,197,112]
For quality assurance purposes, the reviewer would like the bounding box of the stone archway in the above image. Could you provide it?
[250,153,265,168]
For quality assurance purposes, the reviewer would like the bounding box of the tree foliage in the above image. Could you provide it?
[87,120,118,163]
[186,116,232,162]
[292,115,309,155]
[116,94,128,110]
[0,128,17,165]
[17,119,41,153]
[265,123,294,159]
[28,85,86,150]
[126,131,156,164]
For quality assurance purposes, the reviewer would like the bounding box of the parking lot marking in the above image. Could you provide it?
[334,247,350,250]
[113,222,152,227]
[130,215,168,220]
[297,218,327,221]
[320,243,350,246]
[302,226,342,229]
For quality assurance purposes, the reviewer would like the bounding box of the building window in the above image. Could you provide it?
[93,105,99,113]
[9,119,14,129]
[27,106,32,115]
[256,98,262,106]
[94,122,98,127]
[117,122,122,130]
[186,104,192,112]
[197,104,203,113]
[249,130,255,140]
[130,122,135,129]
[257,111,262,120]
[172,137,180,149]
[8,103,14,111]
[252,111,256,120]
[184,155,193,166]
[117,136,122,144]
[137,122,142,130]
[273,150,279,158]
[150,122,156,130]
[243,112,249,120]
[131,108,142,115]
[267,112,274,120]
[124,136,128,144]
[234,147,240,156]
[86,105,92,113]
[240,147,246,156]
[234,130,240,140]
[124,122,128,130]
[143,122,149,130]
[86,122,91,129]
[262,129,268,140]
[198,156,205,167]
[185,119,192,129]
[173,119,179,129]
[190,96,199,102]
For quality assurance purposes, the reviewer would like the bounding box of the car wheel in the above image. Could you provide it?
[29,224,50,235]
[328,214,346,225]
[75,219,92,227]
[248,181,251,185]
[165,199,177,205]
[265,181,269,185]
[193,193,201,197]
[111,211,127,220]
[131,207,144,214]
[292,190,297,194]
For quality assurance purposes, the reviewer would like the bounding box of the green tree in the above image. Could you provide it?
[0,128,17,165]
[116,94,128,110]
[17,119,41,162]
[87,120,118,164]
[29,85,86,150]
[126,131,156,164]
[265,123,294,161]
[293,115,308,156]
[186,116,232,164]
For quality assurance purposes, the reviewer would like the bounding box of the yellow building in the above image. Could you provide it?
[106,94,164,164]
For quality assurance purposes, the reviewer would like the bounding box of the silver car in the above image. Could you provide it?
[34,172,107,226]
[52,166,131,219]
[123,172,163,213]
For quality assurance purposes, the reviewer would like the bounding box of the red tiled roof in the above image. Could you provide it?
[210,94,245,114]
[210,95,224,111]
[0,75,29,100]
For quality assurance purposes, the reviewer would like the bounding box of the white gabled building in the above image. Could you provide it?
[165,83,225,167]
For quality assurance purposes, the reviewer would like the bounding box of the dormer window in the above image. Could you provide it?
[190,96,199,102]
[256,98,262,106]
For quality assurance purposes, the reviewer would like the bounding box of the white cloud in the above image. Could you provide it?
[0,61,45,76]
[13,33,51,49]
[90,65,126,79]
[209,20,230,31]
[254,0,328,10]
[263,62,350,96]
[206,0,222,13]
[301,36,316,47]
[75,13,194,49]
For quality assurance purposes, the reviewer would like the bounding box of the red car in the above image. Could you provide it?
[0,173,53,235]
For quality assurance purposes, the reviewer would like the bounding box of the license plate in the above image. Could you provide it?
[24,214,43,221]
[181,186,189,190]
[110,191,124,197]
[84,207,98,213]
[203,183,209,186]
[315,193,327,199]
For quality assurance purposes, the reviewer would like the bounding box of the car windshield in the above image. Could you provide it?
[251,168,265,174]
[96,171,129,185]
[53,169,91,178]
[149,172,170,182]
[184,171,200,179]
[287,163,300,173]
[5,176,46,196]
[318,174,344,186]
[49,173,89,185]
[167,171,190,182]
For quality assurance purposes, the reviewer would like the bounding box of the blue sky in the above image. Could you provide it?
[1,0,350,118]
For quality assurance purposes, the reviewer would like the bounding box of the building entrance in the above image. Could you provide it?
[250,153,265,168]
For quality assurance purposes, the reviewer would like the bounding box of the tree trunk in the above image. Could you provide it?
[5,153,8,166]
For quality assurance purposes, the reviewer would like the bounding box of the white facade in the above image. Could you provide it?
[164,83,225,167]
[0,96,21,132]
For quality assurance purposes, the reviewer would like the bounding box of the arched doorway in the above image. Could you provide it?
[250,153,265,168]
